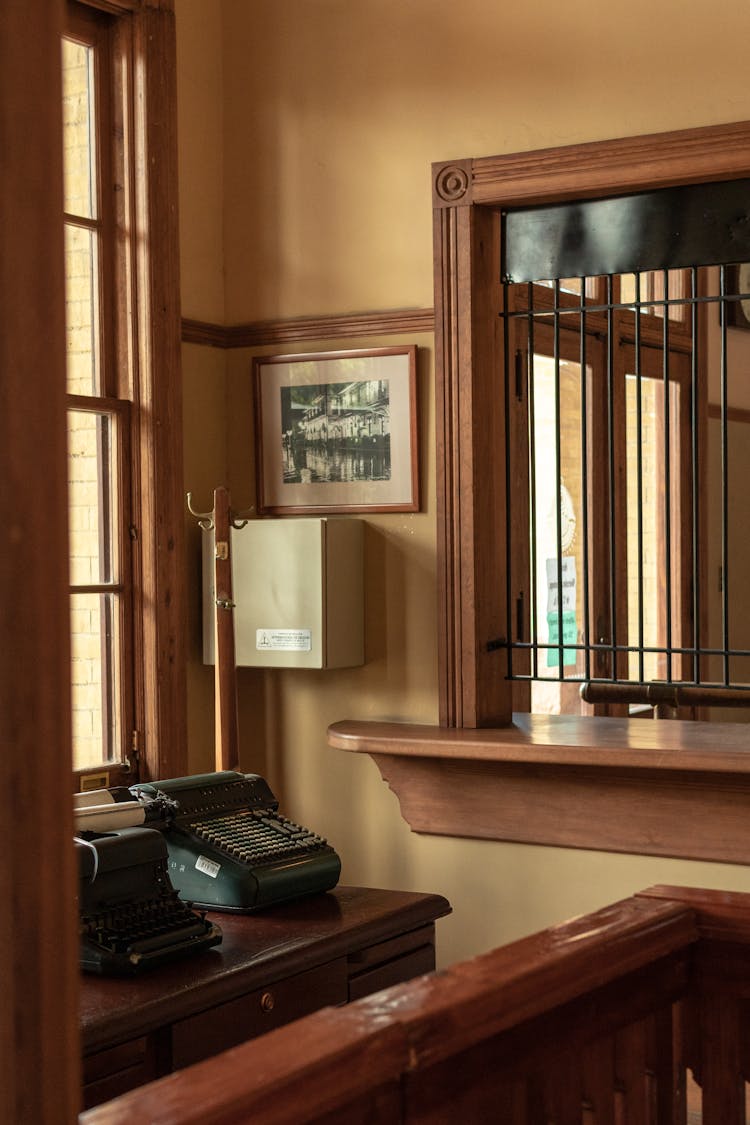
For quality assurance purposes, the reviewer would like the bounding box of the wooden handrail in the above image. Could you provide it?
[81,890,704,1124]
[353,894,696,1068]
[639,883,750,942]
[581,680,750,710]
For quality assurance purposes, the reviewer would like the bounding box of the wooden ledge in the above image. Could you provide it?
[328,715,750,773]
[327,717,750,863]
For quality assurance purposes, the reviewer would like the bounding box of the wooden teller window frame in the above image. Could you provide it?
[432,134,750,731]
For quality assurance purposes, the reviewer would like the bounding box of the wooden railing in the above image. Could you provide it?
[80,885,750,1124]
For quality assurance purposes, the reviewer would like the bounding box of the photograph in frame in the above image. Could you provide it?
[253,346,419,514]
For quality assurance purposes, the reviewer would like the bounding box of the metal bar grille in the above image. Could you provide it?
[661,271,673,684]
[690,266,701,686]
[579,282,592,685]
[501,264,750,710]
[719,264,731,686]
[634,271,645,686]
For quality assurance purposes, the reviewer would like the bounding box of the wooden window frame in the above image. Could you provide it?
[67,0,186,787]
[65,6,132,776]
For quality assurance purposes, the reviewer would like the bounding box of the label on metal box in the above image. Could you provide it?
[256,628,312,652]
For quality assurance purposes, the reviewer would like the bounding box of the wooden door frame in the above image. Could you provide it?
[1,1,80,1120]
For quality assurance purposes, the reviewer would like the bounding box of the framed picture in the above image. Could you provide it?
[726,263,750,330]
[253,345,419,515]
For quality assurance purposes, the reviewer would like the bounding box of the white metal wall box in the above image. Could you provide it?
[203,517,364,669]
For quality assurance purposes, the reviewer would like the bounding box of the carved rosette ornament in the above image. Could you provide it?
[432,160,473,208]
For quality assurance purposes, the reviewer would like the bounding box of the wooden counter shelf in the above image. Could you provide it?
[328,715,750,864]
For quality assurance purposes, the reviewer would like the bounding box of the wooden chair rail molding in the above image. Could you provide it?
[80,885,750,1124]
[181,307,435,349]
[327,717,750,863]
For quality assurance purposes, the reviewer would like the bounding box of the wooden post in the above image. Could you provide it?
[212,487,240,772]
[698,994,745,1125]
[0,0,80,1120]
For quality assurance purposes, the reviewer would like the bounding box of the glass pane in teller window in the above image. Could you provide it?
[68,410,115,585]
[65,223,100,395]
[71,592,120,768]
[537,278,583,296]
[625,374,682,683]
[62,37,96,220]
[529,355,588,717]
[620,270,687,323]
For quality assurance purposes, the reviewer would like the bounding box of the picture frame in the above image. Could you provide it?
[253,345,419,515]
[726,263,750,330]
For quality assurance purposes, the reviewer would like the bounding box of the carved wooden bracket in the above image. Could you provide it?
[328,717,750,864]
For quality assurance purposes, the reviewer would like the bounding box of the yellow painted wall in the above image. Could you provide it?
[176,0,225,324]
[176,0,750,968]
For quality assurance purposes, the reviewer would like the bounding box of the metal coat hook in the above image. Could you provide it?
[231,504,255,531]
[186,492,214,531]
[187,491,255,531]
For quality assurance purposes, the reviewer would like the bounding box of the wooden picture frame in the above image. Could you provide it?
[726,263,750,329]
[253,346,419,515]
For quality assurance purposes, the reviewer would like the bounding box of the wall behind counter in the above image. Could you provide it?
[177,0,750,967]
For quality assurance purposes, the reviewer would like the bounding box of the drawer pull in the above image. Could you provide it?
[260,991,275,1013]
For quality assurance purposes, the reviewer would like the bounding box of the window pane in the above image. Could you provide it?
[65,223,100,395]
[529,356,587,714]
[71,592,120,768]
[62,37,95,219]
[625,374,681,682]
[68,410,115,584]
[537,278,582,296]
[621,270,687,322]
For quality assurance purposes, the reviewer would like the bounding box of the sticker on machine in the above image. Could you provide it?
[195,855,221,879]
[256,628,312,652]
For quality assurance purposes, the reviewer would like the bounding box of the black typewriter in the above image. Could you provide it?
[131,771,341,912]
[76,826,222,975]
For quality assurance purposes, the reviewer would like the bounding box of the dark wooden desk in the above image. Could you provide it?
[80,885,450,1109]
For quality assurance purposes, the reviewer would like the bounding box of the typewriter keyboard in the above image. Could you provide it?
[189,808,330,866]
[82,891,209,954]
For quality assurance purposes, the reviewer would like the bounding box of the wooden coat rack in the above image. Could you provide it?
[187,487,251,773]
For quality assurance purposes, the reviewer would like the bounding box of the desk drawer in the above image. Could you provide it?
[347,923,436,1001]
[171,959,347,1069]
[82,1035,165,1109]
[348,942,436,1001]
